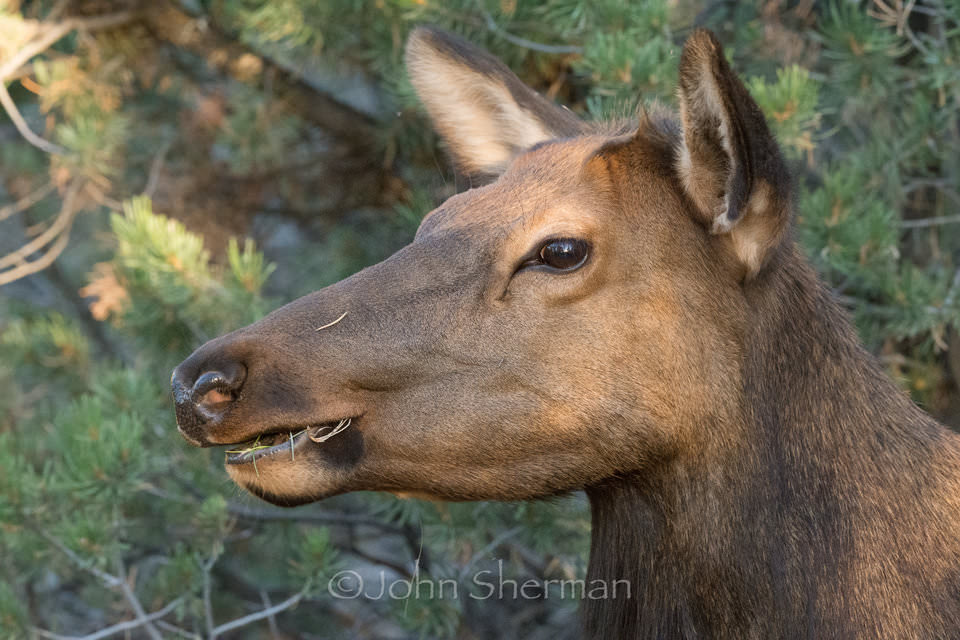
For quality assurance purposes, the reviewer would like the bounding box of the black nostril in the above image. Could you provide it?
[192,371,233,403]
[191,365,246,415]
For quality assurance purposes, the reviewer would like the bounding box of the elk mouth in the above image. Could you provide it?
[224,418,354,465]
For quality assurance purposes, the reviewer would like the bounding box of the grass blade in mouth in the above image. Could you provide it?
[288,429,306,460]
[223,421,350,470]
[226,433,269,456]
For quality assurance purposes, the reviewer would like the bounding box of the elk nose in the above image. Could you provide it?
[171,359,246,446]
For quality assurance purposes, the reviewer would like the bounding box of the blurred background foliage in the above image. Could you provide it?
[1,0,959,637]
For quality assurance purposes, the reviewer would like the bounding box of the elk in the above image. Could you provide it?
[172,27,960,638]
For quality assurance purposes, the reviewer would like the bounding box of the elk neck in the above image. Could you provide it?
[582,244,960,639]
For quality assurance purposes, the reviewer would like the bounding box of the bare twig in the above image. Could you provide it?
[942,267,960,312]
[210,584,310,637]
[0,180,81,286]
[259,589,281,638]
[347,544,414,580]
[154,621,198,638]
[902,213,960,229]
[115,557,164,640]
[144,140,171,197]
[31,597,185,640]
[201,555,217,639]
[0,180,80,268]
[0,218,71,285]
[0,79,65,153]
[903,177,954,193]
[47,0,71,21]
[0,180,54,222]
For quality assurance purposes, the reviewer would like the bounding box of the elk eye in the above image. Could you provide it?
[538,238,589,271]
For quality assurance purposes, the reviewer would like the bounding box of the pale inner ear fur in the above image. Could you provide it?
[407,38,555,176]
[676,53,736,231]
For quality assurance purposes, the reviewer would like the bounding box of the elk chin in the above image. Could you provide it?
[223,418,364,506]
[225,452,351,506]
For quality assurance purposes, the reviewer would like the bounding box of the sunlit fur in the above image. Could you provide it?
[173,28,960,638]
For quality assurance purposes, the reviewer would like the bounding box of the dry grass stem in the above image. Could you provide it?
[309,418,351,443]
[315,311,348,332]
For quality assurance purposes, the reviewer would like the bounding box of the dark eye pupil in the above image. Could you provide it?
[540,239,588,270]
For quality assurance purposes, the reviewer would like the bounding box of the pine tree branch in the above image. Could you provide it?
[36,530,184,640]
[141,0,385,208]
[226,501,405,534]
[39,529,123,588]
[143,1,378,146]
[0,11,137,81]
[47,259,135,366]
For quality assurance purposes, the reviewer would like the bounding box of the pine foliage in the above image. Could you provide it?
[2,0,960,637]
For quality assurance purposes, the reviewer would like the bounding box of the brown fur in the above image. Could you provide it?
[172,28,960,638]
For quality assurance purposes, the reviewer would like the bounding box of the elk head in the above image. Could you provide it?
[172,28,791,507]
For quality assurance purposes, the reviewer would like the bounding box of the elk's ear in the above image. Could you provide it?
[676,29,792,279]
[406,26,583,180]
